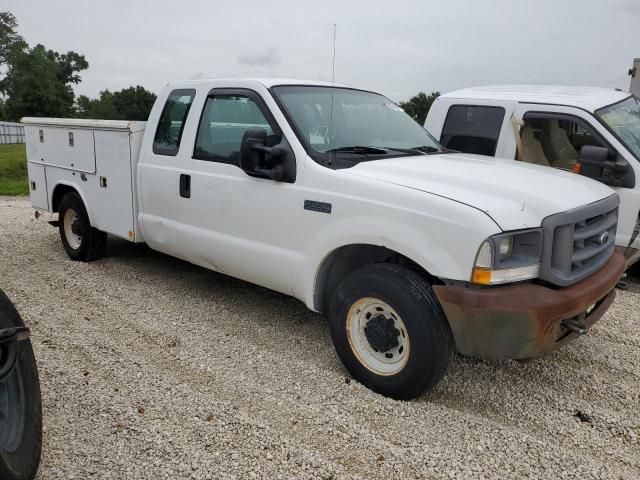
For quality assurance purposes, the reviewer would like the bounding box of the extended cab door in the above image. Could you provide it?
[513,103,640,248]
[138,88,197,260]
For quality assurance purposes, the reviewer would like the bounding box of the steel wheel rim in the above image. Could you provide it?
[346,297,410,376]
[63,209,82,250]
[0,355,26,452]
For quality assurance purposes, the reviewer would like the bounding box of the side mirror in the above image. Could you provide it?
[576,145,634,188]
[577,145,609,178]
[239,127,296,183]
[579,145,609,163]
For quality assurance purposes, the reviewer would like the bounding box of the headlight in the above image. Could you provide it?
[472,229,543,285]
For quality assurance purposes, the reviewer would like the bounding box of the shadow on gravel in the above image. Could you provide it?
[104,236,316,307]
[97,236,615,405]
[99,236,334,361]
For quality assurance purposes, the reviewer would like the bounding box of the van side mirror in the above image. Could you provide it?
[577,145,634,188]
[239,127,296,183]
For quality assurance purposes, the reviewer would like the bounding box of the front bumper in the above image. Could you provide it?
[432,251,626,360]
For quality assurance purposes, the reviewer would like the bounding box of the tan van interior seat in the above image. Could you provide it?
[518,126,551,166]
[541,119,578,170]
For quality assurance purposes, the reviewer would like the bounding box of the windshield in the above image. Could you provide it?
[596,95,640,160]
[271,85,445,164]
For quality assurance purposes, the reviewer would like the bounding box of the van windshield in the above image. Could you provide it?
[271,85,445,165]
[596,95,640,160]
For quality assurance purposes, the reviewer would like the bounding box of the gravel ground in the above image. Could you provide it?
[1,196,639,479]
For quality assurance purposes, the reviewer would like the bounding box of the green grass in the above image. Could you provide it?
[0,143,28,195]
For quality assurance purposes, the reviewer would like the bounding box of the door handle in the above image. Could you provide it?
[179,174,191,198]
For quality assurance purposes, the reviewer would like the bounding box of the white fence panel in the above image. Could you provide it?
[0,122,25,144]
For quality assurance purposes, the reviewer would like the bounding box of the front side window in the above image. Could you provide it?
[519,115,608,171]
[596,95,640,160]
[440,105,505,156]
[194,95,275,163]
[153,89,195,156]
[271,86,444,166]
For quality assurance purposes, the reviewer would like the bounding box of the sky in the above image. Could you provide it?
[4,0,640,102]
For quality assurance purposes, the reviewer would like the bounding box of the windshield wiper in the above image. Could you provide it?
[325,146,389,155]
[407,145,450,155]
[408,145,444,154]
[380,145,445,155]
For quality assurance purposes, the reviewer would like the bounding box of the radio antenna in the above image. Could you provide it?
[328,23,337,165]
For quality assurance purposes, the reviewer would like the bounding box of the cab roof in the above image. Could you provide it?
[440,85,632,112]
[169,78,353,90]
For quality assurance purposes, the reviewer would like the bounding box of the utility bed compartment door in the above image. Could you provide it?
[91,130,135,239]
[25,126,96,173]
[27,162,48,210]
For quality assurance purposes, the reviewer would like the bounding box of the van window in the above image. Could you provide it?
[440,105,505,155]
[153,89,196,156]
[193,95,275,163]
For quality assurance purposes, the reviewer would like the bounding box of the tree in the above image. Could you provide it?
[76,86,156,120]
[0,11,24,67]
[0,12,88,120]
[399,91,440,125]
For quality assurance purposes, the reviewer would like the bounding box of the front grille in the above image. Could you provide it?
[540,194,619,287]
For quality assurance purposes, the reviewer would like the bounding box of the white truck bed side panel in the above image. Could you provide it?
[24,125,96,173]
[26,163,48,210]
[92,130,135,240]
[23,118,146,243]
[129,130,145,242]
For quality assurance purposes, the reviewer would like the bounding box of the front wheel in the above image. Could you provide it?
[328,264,453,400]
[58,192,106,261]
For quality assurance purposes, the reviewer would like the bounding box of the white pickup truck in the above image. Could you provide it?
[23,79,625,399]
[425,85,640,268]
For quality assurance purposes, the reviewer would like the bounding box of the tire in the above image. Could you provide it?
[58,192,107,261]
[628,260,640,281]
[328,263,453,400]
[0,290,42,480]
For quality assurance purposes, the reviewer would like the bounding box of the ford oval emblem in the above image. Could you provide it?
[600,231,610,245]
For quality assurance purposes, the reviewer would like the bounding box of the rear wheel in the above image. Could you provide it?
[328,263,453,400]
[0,290,42,480]
[58,192,106,261]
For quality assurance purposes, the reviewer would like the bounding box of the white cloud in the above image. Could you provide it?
[238,46,281,67]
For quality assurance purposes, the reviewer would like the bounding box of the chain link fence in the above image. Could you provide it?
[0,122,25,144]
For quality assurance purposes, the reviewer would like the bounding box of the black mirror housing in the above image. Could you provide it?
[239,127,296,183]
[577,145,634,189]
[578,145,609,163]
[239,127,268,172]
[578,145,609,178]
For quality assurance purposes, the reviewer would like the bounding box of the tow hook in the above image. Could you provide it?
[0,327,30,381]
[561,319,588,335]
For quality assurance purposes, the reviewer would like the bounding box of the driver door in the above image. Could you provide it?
[176,89,300,295]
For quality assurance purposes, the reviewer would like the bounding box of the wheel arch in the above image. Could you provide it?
[312,243,441,314]
[50,182,95,224]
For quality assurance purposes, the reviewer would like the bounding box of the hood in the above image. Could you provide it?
[347,153,616,231]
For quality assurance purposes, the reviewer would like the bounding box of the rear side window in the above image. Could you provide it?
[153,89,196,156]
[440,105,505,156]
